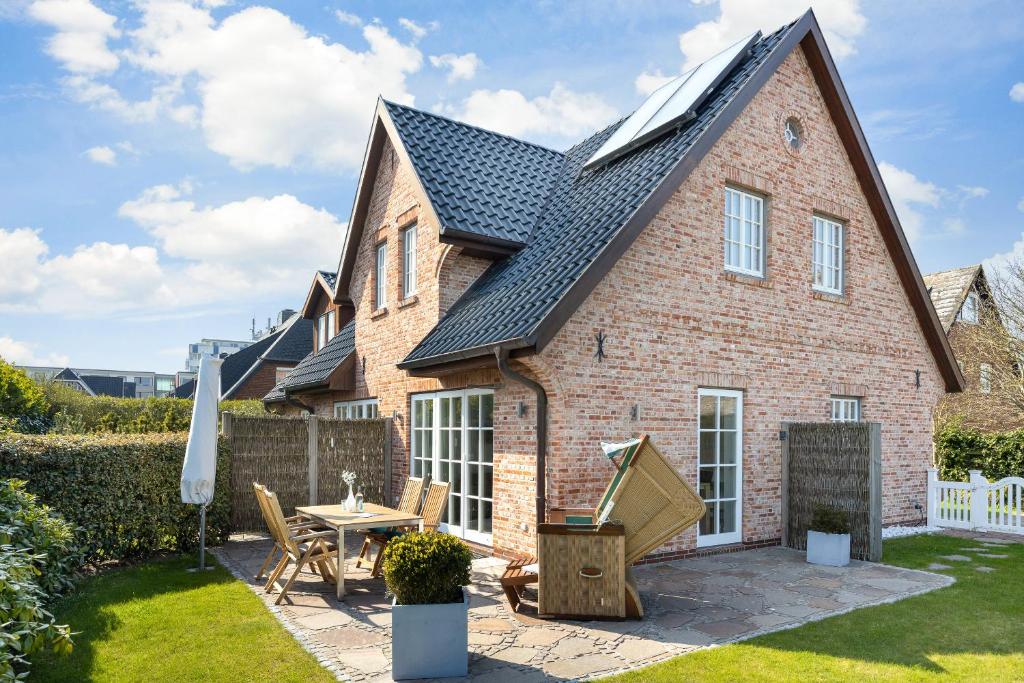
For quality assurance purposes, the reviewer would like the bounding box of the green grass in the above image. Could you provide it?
[603,534,1024,682]
[33,555,335,683]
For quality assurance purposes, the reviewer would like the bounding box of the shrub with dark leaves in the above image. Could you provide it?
[382,531,472,605]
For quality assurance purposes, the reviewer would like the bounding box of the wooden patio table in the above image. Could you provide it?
[296,503,423,599]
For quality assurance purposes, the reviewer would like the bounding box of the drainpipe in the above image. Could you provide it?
[495,347,547,526]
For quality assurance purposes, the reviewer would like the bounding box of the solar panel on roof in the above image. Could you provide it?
[584,30,760,169]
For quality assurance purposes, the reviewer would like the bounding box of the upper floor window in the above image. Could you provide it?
[402,225,417,297]
[724,187,764,277]
[959,290,979,324]
[317,315,327,350]
[375,242,388,310]
[275,367,290,384]
[326,310,336,342]
[831,395,861,422]
[812,216,844,295]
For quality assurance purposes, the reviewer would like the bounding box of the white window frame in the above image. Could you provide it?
[959,290,979,324]
[317,315,327,351]
[333,399,379,420]
[402,225,417,298]
[410,389,494,545]
[812,215,844,295]
[723,187,765,278]
[980,363,991,394]
[375,242,388,310]
[326,310,336,342]
[696,388,743,547]
[830,396,861,422]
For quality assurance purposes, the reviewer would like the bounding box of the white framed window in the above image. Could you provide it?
[317,315,327,351]
[411,389,494,545]
[333,399,379,420]
[959,291,979,324]
[812,216,844,294]
[375,242,388,310]
[980,364,991,394]
[697,388,743,547]
[402,225,417,297]
[724,187,765,277]
[830,396,861,422]
[274,367,290,384]
[326,310,336,342]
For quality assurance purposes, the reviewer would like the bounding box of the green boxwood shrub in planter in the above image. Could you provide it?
[806,505,851,567]
[382,531,472,680]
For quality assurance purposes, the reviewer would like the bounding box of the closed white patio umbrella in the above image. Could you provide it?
[181,354,223,571]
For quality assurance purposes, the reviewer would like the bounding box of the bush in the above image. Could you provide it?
[0,479,81,596]
[809,505,850,535]
[0,433,231,563]
[0,546,74,682]
[382,531,472,605]
[220,400,272,418]
[935,419,1024,482]
[0,360,49,434]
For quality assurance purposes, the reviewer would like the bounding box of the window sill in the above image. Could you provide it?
[398,294,419,309]
[370,307,388,320]
[723,271,772,289]
[812,290,850,305]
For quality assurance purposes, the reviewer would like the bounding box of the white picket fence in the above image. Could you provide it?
[927,468,1024,534]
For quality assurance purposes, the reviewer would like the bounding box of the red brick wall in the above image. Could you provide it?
[232,362,297,400]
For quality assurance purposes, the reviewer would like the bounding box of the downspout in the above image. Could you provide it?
[494,347,547,526]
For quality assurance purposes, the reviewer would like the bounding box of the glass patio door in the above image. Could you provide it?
[697,388,743,546]
[410,389,493,545]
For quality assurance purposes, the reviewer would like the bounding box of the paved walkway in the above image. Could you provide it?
[214,535,952,682]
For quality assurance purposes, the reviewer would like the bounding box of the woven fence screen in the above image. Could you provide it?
[227,413,390,531]
[783,422,881,561]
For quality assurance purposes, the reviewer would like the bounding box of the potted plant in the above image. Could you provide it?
[382,531,473,680]
[806,505,851,567]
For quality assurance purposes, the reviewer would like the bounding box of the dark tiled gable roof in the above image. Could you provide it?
[401,23,793,366]
[173,379,195,399]
[81,375,131,397]
[318,270,338,290]
[220,329,282,397]
[274,319,355,392]
[385,102,565,246]
[923,265,982,332]
[263,317,314,363]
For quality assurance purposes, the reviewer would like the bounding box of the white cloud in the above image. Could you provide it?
[1018,197,1024,213]
[0,228,48,298]
[398,18,438,39]
[31,2,424,170]
[334,10,362,27]
[85,144,116,165]
[942,217,967,237]
[677,0,866,71]
[1010,82,1024,103]
[445,83,617,142]
[878,161,940,242]
[0,336,70,367]
[429,52,481,83]
[956,185,989,200]
[634,69,674,96]
[28,0,120,74]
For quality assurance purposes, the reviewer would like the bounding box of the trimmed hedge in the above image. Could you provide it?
[935,420,1024,482]
[0,433,231,563]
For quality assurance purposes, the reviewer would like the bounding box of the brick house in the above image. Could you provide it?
[924,264,1021,431]
[266,11,962,560]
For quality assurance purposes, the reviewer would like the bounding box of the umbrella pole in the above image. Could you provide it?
[189,504,212,572]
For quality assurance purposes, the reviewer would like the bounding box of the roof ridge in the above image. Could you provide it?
[923,264,982,277]
[382,99,566,157]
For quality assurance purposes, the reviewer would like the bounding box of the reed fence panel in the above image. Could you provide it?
[318,418,391,507]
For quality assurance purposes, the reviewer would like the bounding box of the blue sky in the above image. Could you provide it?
[1,0,1022,374]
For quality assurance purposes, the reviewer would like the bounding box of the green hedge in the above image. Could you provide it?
[0,433,231,563]
[935,420,1024,482]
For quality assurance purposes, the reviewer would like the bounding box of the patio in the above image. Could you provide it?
[214,534,952,682]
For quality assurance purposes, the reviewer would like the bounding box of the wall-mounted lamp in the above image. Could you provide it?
[915,369,920,389]
[517,401,527,418]
[630,404,639,421]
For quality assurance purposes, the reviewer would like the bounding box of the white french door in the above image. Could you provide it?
[410,389,494,545]
[697,388,743,547]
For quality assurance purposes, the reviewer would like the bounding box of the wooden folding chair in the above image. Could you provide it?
[356,475,426,571]
[260,489,340,605]
[252,483,324,585]
[363,480,451,578]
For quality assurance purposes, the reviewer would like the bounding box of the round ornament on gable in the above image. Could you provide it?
[783,116,804,151]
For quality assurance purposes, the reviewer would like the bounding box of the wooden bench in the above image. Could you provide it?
[500,556,538,613]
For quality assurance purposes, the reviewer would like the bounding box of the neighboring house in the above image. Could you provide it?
[22,365,175,398]
[177,313,313,401]
[53,368,136,398]
[266,12,962,560]
[924,264,1020,430]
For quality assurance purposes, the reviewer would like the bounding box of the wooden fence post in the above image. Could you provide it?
[308,414,319,506]
[868,423,882,562]
[383,417,393,506]
[220,411,232,438]
[969,469,987,530]
[780,423,790,548]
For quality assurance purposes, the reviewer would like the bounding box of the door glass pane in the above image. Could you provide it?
[719,500,737,534]
[719,466,736,499]
[469,395,479,427]
[699,396,716,429]
[440,398,450,426]
[482,468,492,498]
[468,464,479,496]
[468,433,479,462]
[700,502,717,535]
[699,468,715,500]
[452,430,461,462]
[481,501,492,533]
[451,459,461,493]
[440,431,449,462]
[452,397,462,427]
[468,498,479,533]
[482,394,493,427]
[719,432,736,464]
[699,432,716,464]
[482,431,493,462]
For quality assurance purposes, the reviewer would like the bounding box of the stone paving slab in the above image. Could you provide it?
[214,535,952,682]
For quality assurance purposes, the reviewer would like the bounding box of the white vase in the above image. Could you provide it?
[345,485,356,511]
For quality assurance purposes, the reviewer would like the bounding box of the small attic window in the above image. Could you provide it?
[784,117,803,150]
[959,290,979,324]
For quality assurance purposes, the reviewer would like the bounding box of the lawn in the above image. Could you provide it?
[602,533,1024,682]
[32,555,335,683]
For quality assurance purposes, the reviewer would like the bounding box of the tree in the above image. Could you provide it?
[0,358,50,432]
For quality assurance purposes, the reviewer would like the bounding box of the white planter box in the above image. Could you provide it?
[806,530,851,567]
[391,587,468,680]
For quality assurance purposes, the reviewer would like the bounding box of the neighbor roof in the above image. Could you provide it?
[267,319,356,397]
[173,379,196,399]
[81,375,133,397]
[923,264,983,332]
[221,314,314,399]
